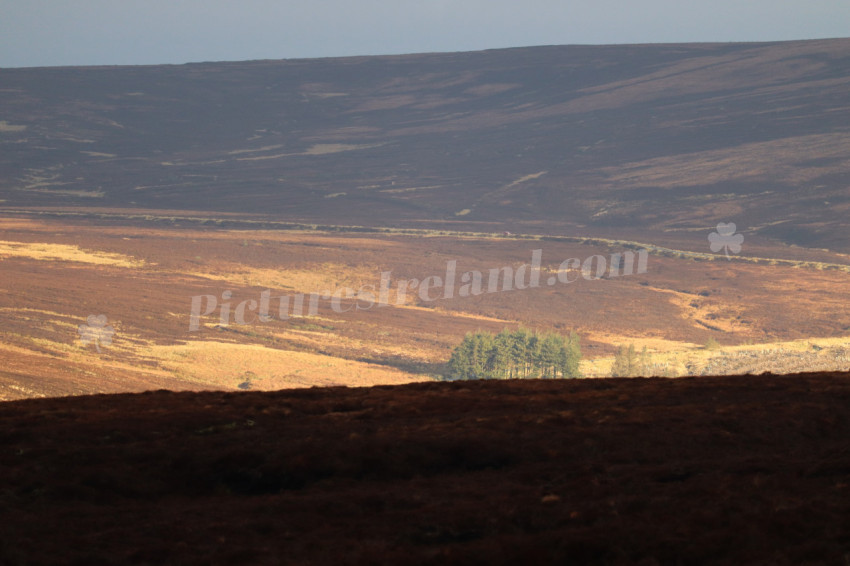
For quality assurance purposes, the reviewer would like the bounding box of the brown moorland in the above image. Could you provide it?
[2,39,850,254]
[2,39,850,563]
[1,216,849,399]
[3,39,850,397]
[1,374,849,565]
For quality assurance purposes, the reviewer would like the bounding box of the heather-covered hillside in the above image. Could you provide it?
[2,374,849,565]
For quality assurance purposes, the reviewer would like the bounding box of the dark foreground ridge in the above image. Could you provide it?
[2,374,849,565]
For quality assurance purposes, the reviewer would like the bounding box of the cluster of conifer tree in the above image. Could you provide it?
[445,328,581,380]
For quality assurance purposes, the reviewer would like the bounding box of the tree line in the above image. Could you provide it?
[446,328,581,380]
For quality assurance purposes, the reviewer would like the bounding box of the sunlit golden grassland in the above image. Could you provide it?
[1,215,849,399]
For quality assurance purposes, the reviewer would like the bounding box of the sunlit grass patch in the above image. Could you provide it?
[186,262,381,294]
[0,241,147,267]
[143,341,422,389]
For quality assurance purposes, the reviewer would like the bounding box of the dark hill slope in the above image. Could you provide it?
[2,39,850,250]
[1,374,850,564]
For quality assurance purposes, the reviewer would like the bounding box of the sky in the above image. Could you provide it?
[2,0,850,68]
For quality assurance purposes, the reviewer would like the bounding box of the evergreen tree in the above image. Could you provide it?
[539,333,562,379]
[491,329,514,379]
[445,328,582,381]
[446,333,473,380]
[560,333,582,378]
[526,332,542,379]
[511,327,531,378]
[471,332,494,379]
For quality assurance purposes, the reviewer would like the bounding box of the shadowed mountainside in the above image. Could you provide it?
[2,39,850,252]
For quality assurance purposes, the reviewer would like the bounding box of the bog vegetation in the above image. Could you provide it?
[610,344,652,377]
[445,328,581,380]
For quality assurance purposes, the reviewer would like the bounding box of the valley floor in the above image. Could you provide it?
[2,214,850,399]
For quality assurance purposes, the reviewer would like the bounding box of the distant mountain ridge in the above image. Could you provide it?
[2,39,850,251]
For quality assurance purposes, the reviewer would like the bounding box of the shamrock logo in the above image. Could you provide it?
[78,314,115,353]
[708,222,744,260]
